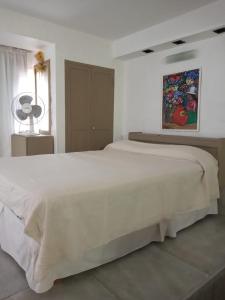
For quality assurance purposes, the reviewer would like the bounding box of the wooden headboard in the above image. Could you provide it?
[129,132,225,215]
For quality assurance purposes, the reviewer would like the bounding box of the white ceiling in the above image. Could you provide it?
[0,0,217,40]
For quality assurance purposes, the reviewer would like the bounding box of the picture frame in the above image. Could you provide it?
[162,68,201,131]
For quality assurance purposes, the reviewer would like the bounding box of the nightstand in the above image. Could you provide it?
[11,134,54,156]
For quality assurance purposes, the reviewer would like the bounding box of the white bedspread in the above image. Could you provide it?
[0,141,219,292]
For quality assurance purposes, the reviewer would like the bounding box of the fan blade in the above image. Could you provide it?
[16,109,28,121]
[19,95,33,105]
[31,105,42,118]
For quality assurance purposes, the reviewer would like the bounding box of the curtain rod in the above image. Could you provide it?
[0,44,33,53]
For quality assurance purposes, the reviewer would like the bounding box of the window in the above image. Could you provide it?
[13,54,51,135]
[34,60,51,134]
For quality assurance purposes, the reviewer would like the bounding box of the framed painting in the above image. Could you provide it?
[162,68,201,130]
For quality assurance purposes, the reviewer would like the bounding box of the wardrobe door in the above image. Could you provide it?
[65,61,91,152]
[90,67,114,150]
[65,60,114,152]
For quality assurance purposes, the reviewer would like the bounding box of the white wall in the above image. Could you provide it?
[122,34,225,138]
[1,3,225,148]
[0,7,114,152]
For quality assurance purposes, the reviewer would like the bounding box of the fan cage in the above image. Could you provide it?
[11,92,45,135]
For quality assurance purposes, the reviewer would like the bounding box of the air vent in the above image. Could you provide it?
[165,50,197,64]
[172,40,186,45]
[142,49,154,54]
[213,27,225,34]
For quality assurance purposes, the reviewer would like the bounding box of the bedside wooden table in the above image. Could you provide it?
[11,134,54,156]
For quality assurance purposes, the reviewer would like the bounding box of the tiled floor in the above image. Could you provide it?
[1,215,225,300]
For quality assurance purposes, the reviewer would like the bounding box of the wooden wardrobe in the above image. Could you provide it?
[65,60,114,152]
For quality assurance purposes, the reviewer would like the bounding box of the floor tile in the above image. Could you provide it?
[158,215,225,275]
[212,269,225,300]
[185,281,214,300]
[93,245,208,300]
[7,273,117,300]
[0,249,28,300]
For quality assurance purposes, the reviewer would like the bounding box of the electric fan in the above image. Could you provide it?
[11,93,45,135]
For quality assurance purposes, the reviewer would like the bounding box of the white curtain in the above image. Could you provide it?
[0,46,28,157]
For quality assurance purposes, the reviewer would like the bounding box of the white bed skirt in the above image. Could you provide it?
[0,201,218,293]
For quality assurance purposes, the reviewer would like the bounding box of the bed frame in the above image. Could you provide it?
[129,132,225,215]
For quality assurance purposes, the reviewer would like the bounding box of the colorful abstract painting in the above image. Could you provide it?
[162,69,200,130]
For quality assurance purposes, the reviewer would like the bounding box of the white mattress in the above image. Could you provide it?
[0,140,220,292]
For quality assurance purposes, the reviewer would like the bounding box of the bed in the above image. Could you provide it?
[0,133,224,293]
